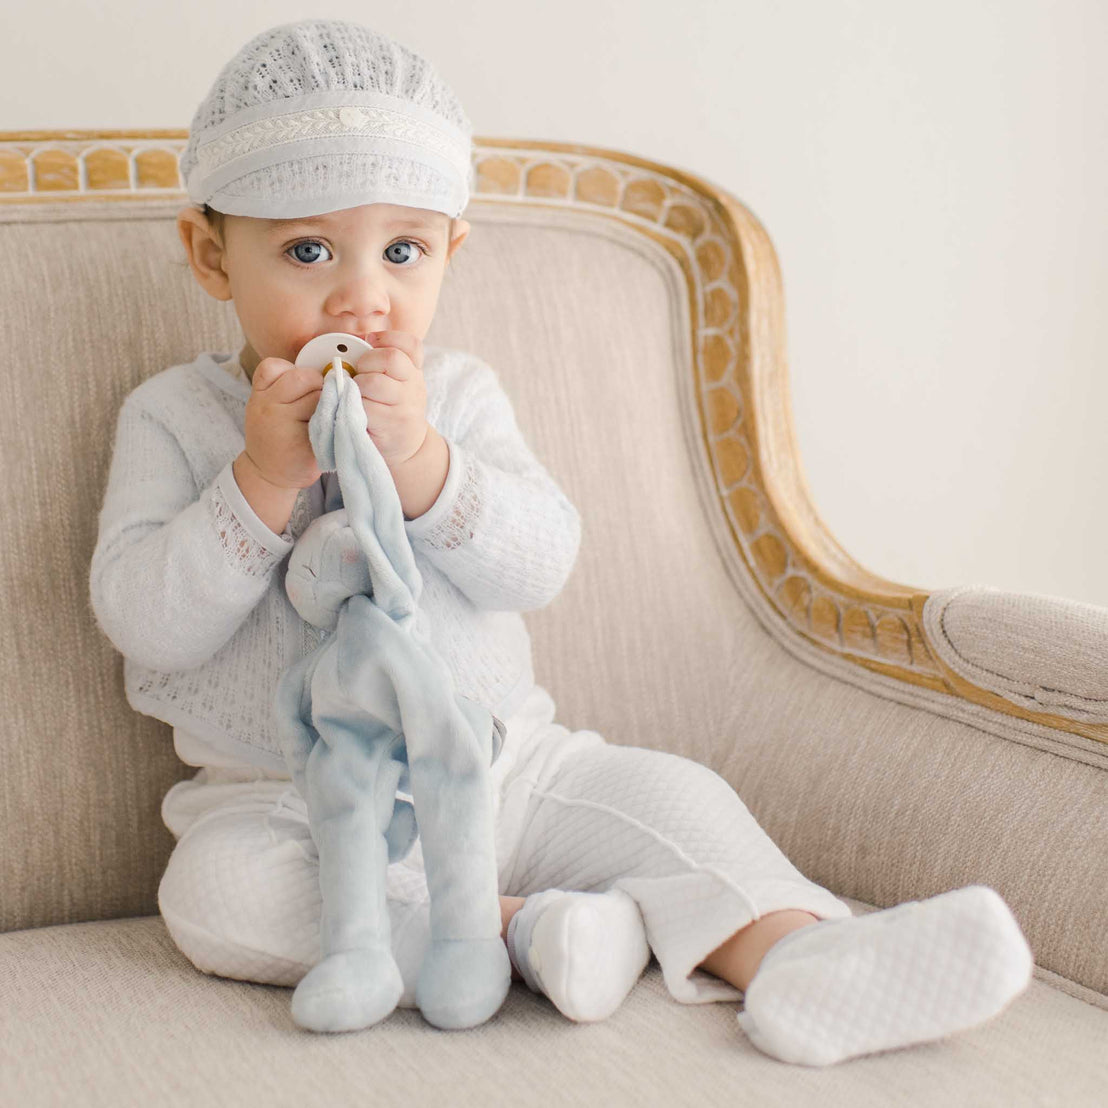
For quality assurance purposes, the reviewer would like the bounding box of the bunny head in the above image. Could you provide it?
[285,508,373,631]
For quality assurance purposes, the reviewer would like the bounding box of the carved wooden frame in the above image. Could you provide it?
[3,129,1102,746]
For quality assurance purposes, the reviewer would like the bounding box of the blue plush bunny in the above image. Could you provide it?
[272,357,510,1033]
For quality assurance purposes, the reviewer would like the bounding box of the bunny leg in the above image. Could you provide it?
[406,691,510,1030]
[290,716,406,1033]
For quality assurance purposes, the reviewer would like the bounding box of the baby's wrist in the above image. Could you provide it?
[387,426,449,521]
[233,452,300,536]
[236,450,298,491]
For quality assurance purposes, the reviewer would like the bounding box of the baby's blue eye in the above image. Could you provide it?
[288,240,331,265]
[384,240,423,266]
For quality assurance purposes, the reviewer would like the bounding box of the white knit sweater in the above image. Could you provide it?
[89,346,580,775]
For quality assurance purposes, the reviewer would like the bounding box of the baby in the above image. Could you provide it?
[89,17,1033,1065]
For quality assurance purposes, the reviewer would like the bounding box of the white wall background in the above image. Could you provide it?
[5,0,1106,605]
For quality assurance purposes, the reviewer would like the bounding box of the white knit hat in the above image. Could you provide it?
[180,19,475,220]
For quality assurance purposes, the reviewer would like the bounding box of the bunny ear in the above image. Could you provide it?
[307,357,346,472]
[305,354,423,617]
[333,372,423,618]
[299,352,423,620]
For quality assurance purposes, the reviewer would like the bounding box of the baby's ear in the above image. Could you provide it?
[176,207,233,302]
[446,218,470,263]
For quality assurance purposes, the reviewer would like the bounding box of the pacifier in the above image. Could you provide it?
[294,332,376,378]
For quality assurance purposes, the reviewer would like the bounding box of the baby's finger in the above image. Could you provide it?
[354,371,403,405]
[251,356,296,391]
[366,330,423,371]
[288,388,323,421]
[272,366,325,404]
[354,346,416,382]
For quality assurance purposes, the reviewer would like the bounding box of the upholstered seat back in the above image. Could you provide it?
[1,142,1105,1009]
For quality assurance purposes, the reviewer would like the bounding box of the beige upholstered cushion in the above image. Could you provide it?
[1,197,1106,1010]
[1,906,1106,1107]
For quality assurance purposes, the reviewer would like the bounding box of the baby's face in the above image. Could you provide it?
[181,202,468,377]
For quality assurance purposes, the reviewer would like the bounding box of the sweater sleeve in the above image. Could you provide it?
[402,355,581,613]
[89,394,295,672]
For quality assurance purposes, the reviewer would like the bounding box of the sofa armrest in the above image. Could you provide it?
[919,586,1108,726]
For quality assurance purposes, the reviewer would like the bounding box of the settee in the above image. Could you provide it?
[1,131,1106,1106]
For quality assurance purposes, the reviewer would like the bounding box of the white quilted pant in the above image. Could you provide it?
[158,684,854,1008]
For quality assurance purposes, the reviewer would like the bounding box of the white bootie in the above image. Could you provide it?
[737,885,1033,1066]
[507,888,652,1022]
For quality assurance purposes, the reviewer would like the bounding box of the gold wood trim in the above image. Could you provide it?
[4,129,1102,746]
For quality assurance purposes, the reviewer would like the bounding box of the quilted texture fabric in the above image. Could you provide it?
[157,696,857,1012]
[737,884,1034,1065]
[506,886,652,1022]
[271,357,509,1030]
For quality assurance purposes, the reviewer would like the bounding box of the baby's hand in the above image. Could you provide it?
[242,357,325,490]
[352,331,429,466]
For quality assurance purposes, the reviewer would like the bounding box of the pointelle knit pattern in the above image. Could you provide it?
[89,346,580,776]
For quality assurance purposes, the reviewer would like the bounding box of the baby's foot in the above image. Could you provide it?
[736,884,1033,1066]
[507,888,651,1022]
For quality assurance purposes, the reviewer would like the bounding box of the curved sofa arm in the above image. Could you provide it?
[921,586,1108,726]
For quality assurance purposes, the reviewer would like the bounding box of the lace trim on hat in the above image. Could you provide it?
[195,103,471,181]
